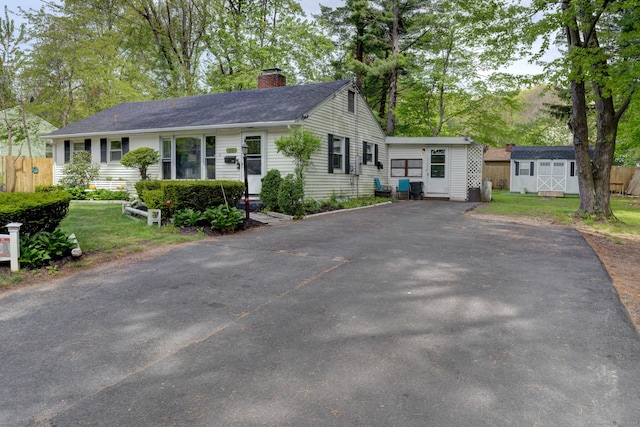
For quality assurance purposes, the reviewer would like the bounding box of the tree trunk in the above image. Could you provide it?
[385,0,400,135]
[569,79,595,214]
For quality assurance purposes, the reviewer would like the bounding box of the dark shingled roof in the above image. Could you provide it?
[510,145,577,160]
[46,79,352,137]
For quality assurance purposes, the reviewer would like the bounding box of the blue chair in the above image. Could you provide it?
[374,178,392,197]
[396,179,410,199]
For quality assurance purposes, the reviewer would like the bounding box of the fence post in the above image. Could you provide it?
[7,223,22,272]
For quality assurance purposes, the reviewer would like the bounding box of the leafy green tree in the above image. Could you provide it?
[61,151,100,188]
[517,0,640,219]
[275,128,322,184]
[121,147,160,180]
[205,0,334,92]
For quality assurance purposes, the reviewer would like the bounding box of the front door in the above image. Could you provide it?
[426,147,448,195]
[242,132,265,195]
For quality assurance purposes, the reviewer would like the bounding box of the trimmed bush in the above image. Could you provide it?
[0,192,72,235]
[277,174,305,217]
[260,169,282,211]
[134,180,163,203]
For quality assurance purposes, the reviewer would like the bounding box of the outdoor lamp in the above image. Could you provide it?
[241,142,250,220]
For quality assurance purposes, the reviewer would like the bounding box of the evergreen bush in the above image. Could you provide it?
[277,174,305,218]
[259,169,282,211]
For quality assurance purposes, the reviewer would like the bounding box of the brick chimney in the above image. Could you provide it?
[505,144,515,152]
[258,68,286,89]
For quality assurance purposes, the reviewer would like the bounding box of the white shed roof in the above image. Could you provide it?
[386,136,476,145]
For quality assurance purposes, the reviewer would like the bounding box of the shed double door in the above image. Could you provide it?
[537,160,566,191]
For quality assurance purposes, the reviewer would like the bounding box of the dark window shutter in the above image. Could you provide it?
[100,138,107,163]
[530,161,535,176]
[570,161,575,177]
[345,137,350,174]
[328,134,334,173]
[122,137,129,155]
[515,161,520,176]
[64,140,70,163]
[84,138,92,153]
[362,141,367,165]
[374,144,379,167]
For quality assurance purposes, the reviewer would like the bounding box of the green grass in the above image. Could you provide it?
[476,190,640,236]
[58,201,204,254]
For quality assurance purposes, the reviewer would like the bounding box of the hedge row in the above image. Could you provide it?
[0,191,73,235]
[134,180,245,217]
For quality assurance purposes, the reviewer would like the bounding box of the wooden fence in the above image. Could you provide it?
[1,156,53,193]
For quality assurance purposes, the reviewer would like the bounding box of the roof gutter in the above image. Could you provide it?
[42,120,299,140]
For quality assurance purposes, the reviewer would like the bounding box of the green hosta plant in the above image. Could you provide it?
[202,205,244,231]
[170,208,202,227]
[19,229,77,269]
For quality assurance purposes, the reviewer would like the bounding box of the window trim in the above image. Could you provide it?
[391,159,423,177]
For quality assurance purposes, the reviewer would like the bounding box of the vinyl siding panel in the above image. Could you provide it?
[449,146,468,201]
[301,85,387,199]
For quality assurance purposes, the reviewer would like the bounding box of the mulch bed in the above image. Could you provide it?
[177,218,267,236]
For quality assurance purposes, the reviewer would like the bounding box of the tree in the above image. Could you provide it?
[61,151,100,188]
[205,0,334,92]
[22,1,153,128]
[120,147,160,180]
[525,0,639,219]
[274,128,322,184]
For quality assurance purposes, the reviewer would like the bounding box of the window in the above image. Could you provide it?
[391,159,422,177]
[161,137,172,179]
[570,161,576,177]
[45,143,53,158]
[364,142,373,164]
[430,149,445,178]
[328,134,350,174]
[205,136,216,179]
[65,139,91,163]
[110,140,122,161]
[175,136,201,179]
[514,161,534,176]
[73,141,86,154]
[347,90,355,113]
[333,137,344,172]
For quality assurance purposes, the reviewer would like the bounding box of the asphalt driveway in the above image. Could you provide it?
[1,201,639,426]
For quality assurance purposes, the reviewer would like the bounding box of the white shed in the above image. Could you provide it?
[510,146,580,195]
[386,137,483,201]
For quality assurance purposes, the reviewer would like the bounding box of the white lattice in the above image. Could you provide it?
[467,144,483,190]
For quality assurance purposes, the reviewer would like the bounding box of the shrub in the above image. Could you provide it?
[201,205,244,231]
[260,169,282,211]
[121,147,160,180]
[65,186,88,200]
[161,181,244,211]
[60,151,100,188]
[170,208,202,227]
[89,189,129,201]
[134,180,163,203]
[277,174,305,218]
[35,185,65,193]
[19,229,77,269]
[0,192,72,236]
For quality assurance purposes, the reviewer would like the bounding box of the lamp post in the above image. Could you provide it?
[241,142,250,221]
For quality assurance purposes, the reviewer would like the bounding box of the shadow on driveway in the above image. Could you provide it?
[1,201,639,426]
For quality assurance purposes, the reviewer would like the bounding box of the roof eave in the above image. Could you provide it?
[43,120,299,140]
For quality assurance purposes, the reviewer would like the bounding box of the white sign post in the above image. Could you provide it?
[0,223,22,272]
